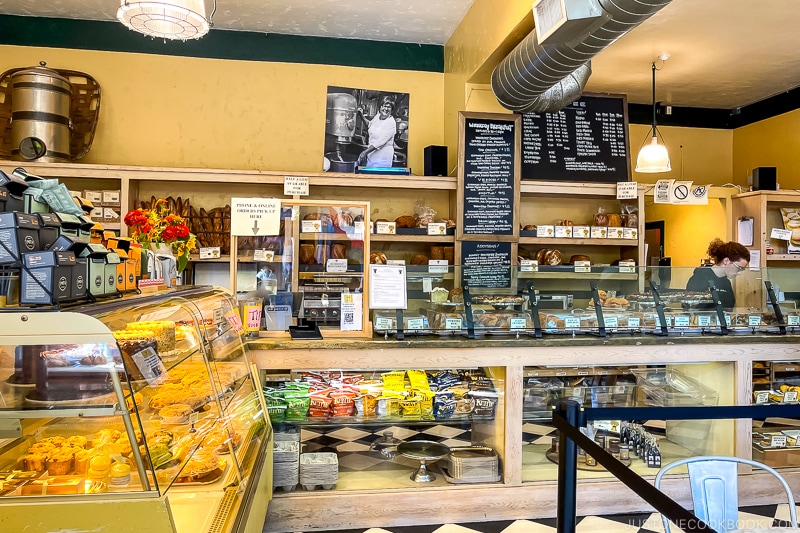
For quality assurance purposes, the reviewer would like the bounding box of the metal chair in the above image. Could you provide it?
[654,456,798,533]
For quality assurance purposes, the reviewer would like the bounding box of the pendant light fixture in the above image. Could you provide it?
[635,60,671,173]
[117,0,215,41]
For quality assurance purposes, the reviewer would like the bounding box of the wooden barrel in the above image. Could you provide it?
[11,62,72,162]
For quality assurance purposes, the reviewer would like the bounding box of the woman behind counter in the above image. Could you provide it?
[357,99,397,168]
[686,238,750,308]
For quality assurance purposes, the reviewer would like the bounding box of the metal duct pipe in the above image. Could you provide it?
[491,0,673,113]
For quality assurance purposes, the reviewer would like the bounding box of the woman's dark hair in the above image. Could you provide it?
[380,98,395,111]
[707,238,750,263]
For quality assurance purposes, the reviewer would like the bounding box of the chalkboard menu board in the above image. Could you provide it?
[521,94,630,183]
[461,241,512,289]
[458,113,520,240]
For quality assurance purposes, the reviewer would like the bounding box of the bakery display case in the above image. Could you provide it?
[231,199,371,337]
[521,362,733,483]
[262,366,505,491]
[0,287,272,533]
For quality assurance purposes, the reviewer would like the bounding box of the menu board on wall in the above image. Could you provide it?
[521,93,631,183]
[457,113,520,241]
[461,241,512,289]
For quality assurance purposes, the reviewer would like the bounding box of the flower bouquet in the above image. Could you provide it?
[124,199,197,273]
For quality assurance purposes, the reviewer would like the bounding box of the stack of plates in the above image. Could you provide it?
[443,446,501,483]
[299,452,339,490]
[274,427,300,442]
[273,441,300,491]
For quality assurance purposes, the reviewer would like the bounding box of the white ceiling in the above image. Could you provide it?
[1,0,798,110]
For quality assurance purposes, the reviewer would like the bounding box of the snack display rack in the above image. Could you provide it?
[0,287,272,533]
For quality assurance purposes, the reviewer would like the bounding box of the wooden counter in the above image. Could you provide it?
[249,334,800,532]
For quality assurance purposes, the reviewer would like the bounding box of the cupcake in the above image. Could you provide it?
[46,450,74,475]
[74,450,91,474]
[66,436,88,449]
[22,453,47,471]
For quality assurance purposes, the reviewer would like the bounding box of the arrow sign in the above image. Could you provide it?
[231,197,281,237]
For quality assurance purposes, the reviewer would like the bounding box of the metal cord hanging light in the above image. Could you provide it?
[117,0,215,41]
[635,61,671,173]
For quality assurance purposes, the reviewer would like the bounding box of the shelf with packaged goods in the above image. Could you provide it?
[766,254,800,262]
[370,234,456,243]
[299,232,364,242]
[516,271,639,280]
[519,237,638,247]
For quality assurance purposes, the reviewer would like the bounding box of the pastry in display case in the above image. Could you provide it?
[0,286,272,533]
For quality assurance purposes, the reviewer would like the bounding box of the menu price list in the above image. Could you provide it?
[462,119,516,235]
[521,95,630,183]
[461,241,512,289]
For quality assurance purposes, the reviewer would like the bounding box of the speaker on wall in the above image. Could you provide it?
[752,167,777,191]
[424,145,448,176]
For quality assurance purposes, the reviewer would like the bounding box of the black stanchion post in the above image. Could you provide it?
[556,399,582,533]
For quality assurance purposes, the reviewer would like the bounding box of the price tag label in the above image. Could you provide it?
[510,318,527,329]
[428,260,449,274]
[564,316,581,329]
[243,304,262,332]
[422,278,432,293]
[537,225,554,238]
[427,222,446,235]
[253,249,275,262]
[617,181,638,199]
[607,227,624,239]
[188,411,200,424]
[572,226,590,238]
[784,391,798,403]
[655,315,673,327]
[130,345,168,387]
[555,226,573,238]
[627,316,641,328]
[717,315,732,327]
[574,260,591,273]
[771,227,792,241]
[375,317,393,330]
[445,317,462,330]
[771,435,788,448]
[520,259,538,272]
[407,318,425,330]
[199,246,221,259]
[354,221,365,234]
[213,307,224,324]
[326,258,348,273]
[755,391,770,404]
[623,228,638,240]
[284,175,309,196]
[697,315,712,327]
[387,259,405,266]
[790,315,800,326]
[376,221,396,234]
[225,309,244,333]
[590,226,607,239]
[605,316,618,328]
[577,371,589,376]
[618,260,636,273]
[301,220,322,233]
[556,371,567,376]
[748,315,762,327]
[674,315,690,328]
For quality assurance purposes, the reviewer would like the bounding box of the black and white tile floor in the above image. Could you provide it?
[307,504,798,533]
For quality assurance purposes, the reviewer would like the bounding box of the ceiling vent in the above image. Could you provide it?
[533,0,607,46]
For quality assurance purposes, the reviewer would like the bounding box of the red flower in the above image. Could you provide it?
[175,225,190,238]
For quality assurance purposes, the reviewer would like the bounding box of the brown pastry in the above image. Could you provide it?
[449,288,464,303]
[536,249,548,263]
[625,213,639,228]
[557,220,574,226]
[332,243,347,259]
[370,252,387,264]
[431,246,444,260]
[409,254,429,265]
[338,212,354,228]
[303,212,321,221]
[374,218,389,223]
[569,255,591,265]
[543,249,562,266]
[395,215,416,228]
[443,247,455,264]
[523,225,537,231]
[300,244,316,264]
[607,214,622,227]
[442,219,456,228]
[594,212,609,226]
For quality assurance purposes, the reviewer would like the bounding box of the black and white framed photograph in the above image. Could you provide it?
[323,86,410,173]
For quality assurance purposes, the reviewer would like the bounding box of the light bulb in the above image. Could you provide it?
[635,136,671,173]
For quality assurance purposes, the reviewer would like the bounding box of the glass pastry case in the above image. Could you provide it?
[0,287,272,533]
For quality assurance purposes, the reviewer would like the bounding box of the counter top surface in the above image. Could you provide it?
[248,332,800,350]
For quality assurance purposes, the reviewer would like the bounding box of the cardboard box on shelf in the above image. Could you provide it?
[103,207,121,221]
[19,250,77,305]
[83,190,103,204]
[101,190,121,206]
[0,212,40,266]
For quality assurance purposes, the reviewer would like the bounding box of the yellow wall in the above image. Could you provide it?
[733,108,800,189]
[0,45,444,173]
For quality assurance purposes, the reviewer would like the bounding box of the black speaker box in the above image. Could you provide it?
[752,167,777,190]
[424,145,448,176]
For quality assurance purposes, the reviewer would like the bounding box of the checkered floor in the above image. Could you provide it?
[303,504,798,533]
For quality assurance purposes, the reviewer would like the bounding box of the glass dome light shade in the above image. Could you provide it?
[635,135,671,173]
[117,0,210,40]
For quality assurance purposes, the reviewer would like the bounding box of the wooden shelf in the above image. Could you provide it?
[189,254,289,263]
[518,237,638,246]
[299,232,363,241]
[766,254,800,262]
[371,234,456,243]
[517,271,638,280]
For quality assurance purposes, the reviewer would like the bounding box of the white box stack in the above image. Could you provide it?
[299,452,338,490]
[273,440,300,491]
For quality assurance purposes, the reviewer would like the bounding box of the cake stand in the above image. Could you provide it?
[397,440,450,482]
